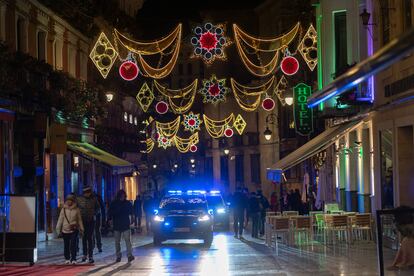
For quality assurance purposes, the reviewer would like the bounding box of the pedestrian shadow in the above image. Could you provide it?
[80,261,132,275]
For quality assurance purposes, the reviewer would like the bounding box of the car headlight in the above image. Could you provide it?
[198,214,210,222]
[153,215,164,222]
[217,208,226,214]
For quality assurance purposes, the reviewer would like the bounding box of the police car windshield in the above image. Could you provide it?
[206,196,224,207]
[160,195,207,210]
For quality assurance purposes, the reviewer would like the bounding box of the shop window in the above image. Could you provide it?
[129,114,133,124]
[134,117,138,125]
[380,129,393,209]
[250,154,261,183]
[333,11,348,73]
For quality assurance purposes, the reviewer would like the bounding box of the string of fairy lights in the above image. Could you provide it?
[89,22,318,153]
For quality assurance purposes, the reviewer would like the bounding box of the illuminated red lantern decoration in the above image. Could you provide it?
[280,56,299,76]
[262,98,275,111]
[224,128,234,138]
[155,101,169,114]
[119,60,139,81]
[190,144,198,153]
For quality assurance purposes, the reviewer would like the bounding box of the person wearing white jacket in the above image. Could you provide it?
[56,194,84,264]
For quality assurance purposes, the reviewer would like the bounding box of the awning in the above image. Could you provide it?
[67,141,135,175]
[267,119,363,181]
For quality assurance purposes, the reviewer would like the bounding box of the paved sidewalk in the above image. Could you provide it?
[37,232,153,265]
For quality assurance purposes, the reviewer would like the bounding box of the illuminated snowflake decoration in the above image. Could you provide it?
[182,112,202,132]
[199,75,229,104]
[191,23,229,64]
[157,135,172,149]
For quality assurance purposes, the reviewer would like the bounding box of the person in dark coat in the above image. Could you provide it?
[257,190,270,236]
[77,186,100,263]
[134,195,143,231]
[232,187,248,239]
[108,190,135,263]
[93,192,104,253]
[249,192,261,238]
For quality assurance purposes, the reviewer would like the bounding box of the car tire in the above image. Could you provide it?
[203,232,213,247]
[153,235,162,246]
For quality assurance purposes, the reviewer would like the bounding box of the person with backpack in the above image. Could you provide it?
[56,194,84,264]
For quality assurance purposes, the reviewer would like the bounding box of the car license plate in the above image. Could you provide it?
[173,227,190,232]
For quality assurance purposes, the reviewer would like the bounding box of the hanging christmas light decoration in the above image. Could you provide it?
[158,135,172,149]
[298,24,318,71]
[191,22,230,64]
[119,53,139,81]
[199,75,230,104]
[155,101,169,114]
[231,76,275,112]
[90,32,118,79]
[273,76,288,105]
[224,127,234,138]
[174,132,199,153]
[280,48,299,76]
[113,24,182,79]
[182,112,202,132]
[262,97,276,111]
[136,82,154,112]
[189,144,198,153]
[203,114,235,138]
[146,138,155,153]
[233,23,300,77]
[233,114,247,135]
[154,79,198,114]
[156,116,181,139]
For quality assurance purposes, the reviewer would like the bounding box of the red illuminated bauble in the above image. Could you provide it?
[208,83,220,96]
[119,60,139,81]
[190,144,198,153]
[199,31,218,51]
[155,101,168,114]
[280,56,299,76]
[262,98,275,111]
[224,128,234,138]
[188,118,196,126]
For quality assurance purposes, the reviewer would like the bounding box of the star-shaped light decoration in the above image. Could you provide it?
[182,112,202,132]
[90,32,118,79]
[191,23,230,64]
[136,82,154,112]
[199,75,229,104]
[233,114,247,135]
[157,135,172,149]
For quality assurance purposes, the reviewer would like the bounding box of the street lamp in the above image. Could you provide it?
[264,113,277,141]
[174,164,178,168]
[285,91,293,106]
[191,164,195,168]
[152,164,157,169]
[224,149,230,155]
[105,91,114,102]
[190,158,195,164]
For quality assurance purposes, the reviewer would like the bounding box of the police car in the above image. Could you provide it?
[206,190,230,230]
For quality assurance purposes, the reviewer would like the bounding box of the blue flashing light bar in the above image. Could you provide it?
[210,190,220,194]
[307,27,414,108]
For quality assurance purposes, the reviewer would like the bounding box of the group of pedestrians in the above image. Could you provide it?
[231,187,270,239]
[56,187,136,265]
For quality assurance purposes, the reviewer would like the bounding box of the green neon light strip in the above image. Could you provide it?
[317,14,323,111]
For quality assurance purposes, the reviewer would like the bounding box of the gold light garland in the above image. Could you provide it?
[113,24,182,79]
[273,76,288,105]
[146,138,155,153]
[298,24,318,71]
[154,79,198,114]
[174,132,199,153]
[233,23,300,77]
[231,76,275,112]
[136,82,155,112]
[90,32,118,79]
[203,113,235,138]
[156,116,181,139]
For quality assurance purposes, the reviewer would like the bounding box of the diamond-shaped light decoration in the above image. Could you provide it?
[136,82,154,112]
[90,32,118,79]
[233,114,247,135]
[298,24,318,71]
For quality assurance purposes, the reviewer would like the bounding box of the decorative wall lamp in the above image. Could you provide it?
[264,113,278,141]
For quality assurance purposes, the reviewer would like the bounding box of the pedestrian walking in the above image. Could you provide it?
[242,188,250,229]
[108,190,135,263]
[94,192,104,253]
[56,194,84,264]
[257,190,270,236]
[232,187,248,239]
[134,194,143,232]
[77,186,100,263]
[249,192,261,238]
